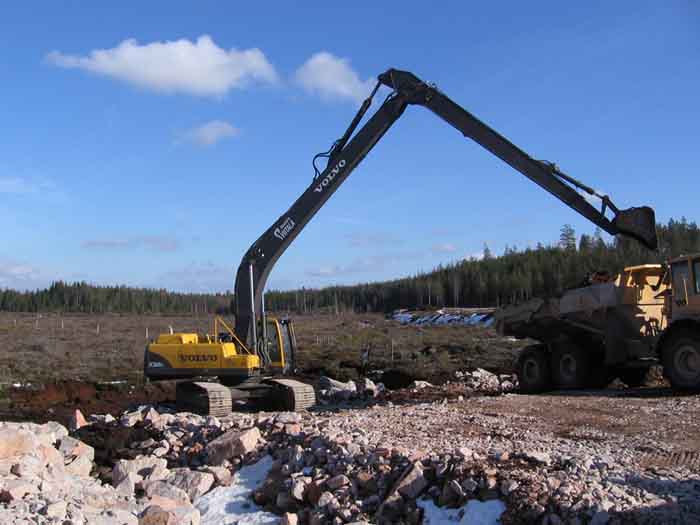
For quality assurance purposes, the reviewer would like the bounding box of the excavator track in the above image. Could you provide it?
[175,379,316,416]
[175,381,233,417]
[264,378,317,411]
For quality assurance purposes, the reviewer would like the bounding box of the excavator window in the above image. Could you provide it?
[694,259,700,294]
[265,320,282,365]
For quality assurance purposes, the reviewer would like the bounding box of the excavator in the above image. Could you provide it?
[143,69,657,415]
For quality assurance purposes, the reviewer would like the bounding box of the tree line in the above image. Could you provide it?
[265,218,700,313]
[1,218,698,315]
[0,281,232,314]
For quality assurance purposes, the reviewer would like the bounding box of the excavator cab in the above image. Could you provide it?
[260,317,297,374]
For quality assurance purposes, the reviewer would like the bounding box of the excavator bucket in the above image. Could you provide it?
[613,206,658,251]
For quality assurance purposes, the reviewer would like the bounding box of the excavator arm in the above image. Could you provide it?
[234,68,657,346]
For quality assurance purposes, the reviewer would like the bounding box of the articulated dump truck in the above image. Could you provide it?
[495,255,700,393]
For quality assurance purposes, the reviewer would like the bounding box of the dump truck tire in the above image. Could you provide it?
[552,343,591,390]
[517,345,551,394]
[662,328,700,391]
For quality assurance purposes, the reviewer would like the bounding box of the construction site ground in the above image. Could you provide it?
[1,312,699,523]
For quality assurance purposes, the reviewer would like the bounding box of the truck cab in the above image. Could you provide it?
[667,255,700,322]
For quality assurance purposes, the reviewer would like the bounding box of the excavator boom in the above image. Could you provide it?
[234,68,657,345]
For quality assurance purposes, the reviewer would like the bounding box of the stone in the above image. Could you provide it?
[38,443,65,469]
[142,480,191,506]
[69,409,88,431]
[291,479,307,501]
[10,455,44,479]
[394,461,428,499]
[317,491,337,509]
[276,412,302,424]
[500,479,519,496]
[411,380,433,389]
[112,457,169,486]
[43,500,68,520]
[59,435,95,463]
[0,428,39,459]
[166,468,214,503]
[139,505,176,525]
[200,466,232,487]
[280,512,299,525]
[522,451,552,465]
[66,454,93,477]
[42,421,69,443]
[120,410,143,427]
[326,474,350,490]
[143,407,161,426]
[0,480,38,502]
[116,473,139,496]
[205,427,261,466]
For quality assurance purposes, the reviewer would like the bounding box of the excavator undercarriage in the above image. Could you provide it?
[175,379,316,417]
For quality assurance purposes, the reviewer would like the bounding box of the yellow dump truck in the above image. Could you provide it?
[496,254,700,392]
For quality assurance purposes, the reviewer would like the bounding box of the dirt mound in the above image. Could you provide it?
[2,380,177,427]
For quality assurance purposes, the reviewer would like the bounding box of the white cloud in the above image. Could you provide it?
[294,52,374,104]
[432,242,457,254]
[0,260,46,290]
[81,236,179,253]
[183,120,240,146]
[46,35,278,97]
[346,232,403,247]
[158,261,233,293]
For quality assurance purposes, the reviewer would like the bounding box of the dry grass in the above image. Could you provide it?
[0,312,524,386]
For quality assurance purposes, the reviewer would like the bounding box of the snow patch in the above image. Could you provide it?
[418,498,505,525]
[196,455,277,525]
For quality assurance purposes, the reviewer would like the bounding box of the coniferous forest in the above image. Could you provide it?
[1,219,698,315]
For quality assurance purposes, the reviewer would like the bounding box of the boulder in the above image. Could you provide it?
[42,501,68,520]
[166,468,214,503]
[139,505,177,525]
[0,428,39,459]
[37,443,65,470]
[112,457,169,486]
[394,461,428,499]
[280,513,299,525]
[66,454,93,477]
[0,479,38,502]
[205,427,261,466]
[69,409,88,431]
[319,376,357,391]
[10,454,44,479]
[326,474,350,490]
[200,466,232,487]
[116,473,139,496]
[142,480,191,506]
[59,435,95,463]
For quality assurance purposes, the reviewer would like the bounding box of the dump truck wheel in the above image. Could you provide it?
[662,329,700,391]
[552,344,591,390]
[517,345,551,394]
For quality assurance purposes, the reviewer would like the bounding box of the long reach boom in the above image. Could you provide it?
[233,69,657,346]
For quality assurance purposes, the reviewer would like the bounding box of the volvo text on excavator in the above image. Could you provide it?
[143,69,657,416]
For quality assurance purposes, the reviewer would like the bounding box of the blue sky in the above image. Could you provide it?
[1,1,698,292]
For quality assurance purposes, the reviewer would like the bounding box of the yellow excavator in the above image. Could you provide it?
[144,69,657,415]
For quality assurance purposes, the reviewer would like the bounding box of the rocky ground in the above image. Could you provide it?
[0,369,699,524]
